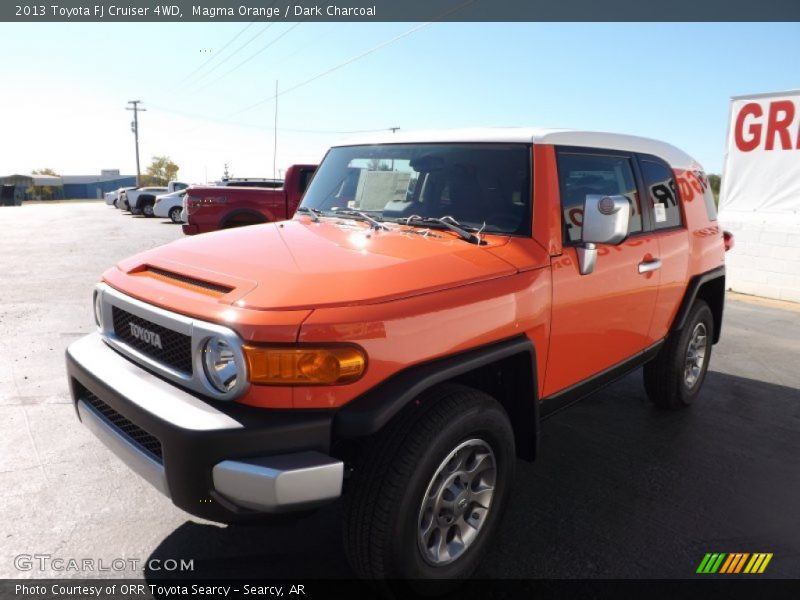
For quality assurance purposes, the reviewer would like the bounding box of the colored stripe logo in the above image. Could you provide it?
[697,553,773,574]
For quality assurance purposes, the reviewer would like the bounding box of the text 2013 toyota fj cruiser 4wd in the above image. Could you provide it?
[67,128,732,580]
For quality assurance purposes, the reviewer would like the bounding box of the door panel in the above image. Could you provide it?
[545,238,660,397]
[543,148,660,398]
[637,158,692,340]
[650,230,690,340]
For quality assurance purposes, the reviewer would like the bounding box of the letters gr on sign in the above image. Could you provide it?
[129,322,163,349]
[735,100,800,151]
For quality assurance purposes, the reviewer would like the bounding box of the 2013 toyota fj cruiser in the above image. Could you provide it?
[66,128,731,580]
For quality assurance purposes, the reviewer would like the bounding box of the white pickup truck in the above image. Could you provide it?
[125,181,188,216]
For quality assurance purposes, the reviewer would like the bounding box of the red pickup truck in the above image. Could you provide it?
[182,164,316,235]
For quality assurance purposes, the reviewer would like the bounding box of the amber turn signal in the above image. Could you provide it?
[243,345,366,385]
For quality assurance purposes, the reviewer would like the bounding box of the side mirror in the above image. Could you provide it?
[576,194,630,275]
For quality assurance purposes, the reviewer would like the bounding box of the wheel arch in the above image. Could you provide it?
[671,266,725,344]
[136,194,156,208]
[333,336,539,461]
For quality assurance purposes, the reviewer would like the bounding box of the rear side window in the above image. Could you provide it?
[640,160,682,230]
[557,153,642,243]
[698,171,718,221]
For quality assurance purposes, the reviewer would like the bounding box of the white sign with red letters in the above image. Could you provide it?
[720,90,800,213]
[719,90,800,304]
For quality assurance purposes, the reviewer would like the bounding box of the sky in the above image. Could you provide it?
[1,22,799,183]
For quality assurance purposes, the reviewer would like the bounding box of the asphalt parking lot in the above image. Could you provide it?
[1,202,798,580]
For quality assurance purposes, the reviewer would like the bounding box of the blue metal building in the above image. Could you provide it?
[62,170,136,199]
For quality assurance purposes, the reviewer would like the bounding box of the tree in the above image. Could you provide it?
[142,156,179,186]
[26,168,60,200]
[223,163,231,179]
[708,174,721,205]
[367,158,392,171]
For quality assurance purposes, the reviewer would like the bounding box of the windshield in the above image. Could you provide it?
[300,143,532,235]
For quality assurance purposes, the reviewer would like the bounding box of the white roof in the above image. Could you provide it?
[335,127,700,169]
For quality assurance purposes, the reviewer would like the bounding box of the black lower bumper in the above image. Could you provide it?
[66,333,338,523]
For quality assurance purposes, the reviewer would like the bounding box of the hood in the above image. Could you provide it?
[114,218,520,311]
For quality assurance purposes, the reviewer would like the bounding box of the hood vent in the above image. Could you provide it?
[133,266,233,298]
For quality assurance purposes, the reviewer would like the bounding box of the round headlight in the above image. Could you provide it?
[202,337,239,393]
[93,291,103,328]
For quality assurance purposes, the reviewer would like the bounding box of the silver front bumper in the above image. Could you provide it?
[68,332,343,514]
[213,454,344,512]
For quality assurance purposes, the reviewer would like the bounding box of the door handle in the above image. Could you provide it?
[638,258,662,274]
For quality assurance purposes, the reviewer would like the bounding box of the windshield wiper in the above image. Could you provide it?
[399,215,484,245]
[330,208,388,230]
[295,206,322,221]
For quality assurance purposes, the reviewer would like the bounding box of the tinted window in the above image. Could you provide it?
[298,168,315,194]
[641,160,682,229]
[302,144,532,235]
[557,153,642,243]
[699,171,718,221]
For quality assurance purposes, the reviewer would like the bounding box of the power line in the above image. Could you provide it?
[178,22,255,85]
[147,102,394,135]
[187,20,278,87]
[194,21,304,92]
[150,1,475,137]
[228,0,475,119]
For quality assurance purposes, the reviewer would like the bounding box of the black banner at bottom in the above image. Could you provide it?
[2,579,800,600]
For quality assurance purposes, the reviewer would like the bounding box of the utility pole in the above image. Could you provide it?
[390,127,400,134]
[126,100,146,186]
[273,80,278,182]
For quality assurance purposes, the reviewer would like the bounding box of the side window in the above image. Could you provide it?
[698,171,718,221]
[557,152,642,243]
[640,160,682,229]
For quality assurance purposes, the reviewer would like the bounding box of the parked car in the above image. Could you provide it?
[66,128,731,581]
[128,181,188,216]
[153,189,188,223]
[106,186,136,206]
[182,165,316,234]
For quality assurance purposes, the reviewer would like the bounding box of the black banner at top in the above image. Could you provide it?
[4,0,800,22]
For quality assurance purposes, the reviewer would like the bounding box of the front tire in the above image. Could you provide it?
[343,383,515,581]
[644,300,714,409]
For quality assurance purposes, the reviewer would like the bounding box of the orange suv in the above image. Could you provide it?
[66,128,730,580]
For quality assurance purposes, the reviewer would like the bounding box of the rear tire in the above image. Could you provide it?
[142,202,155,217]
[169,207,183,223]
[343,383,515,581]
[644,300,714,409]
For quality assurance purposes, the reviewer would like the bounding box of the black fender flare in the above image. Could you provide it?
[671,265,726,343]
[333,335,539,460]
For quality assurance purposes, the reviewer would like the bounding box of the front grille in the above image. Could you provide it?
[112,306,192,374]
[82,391,163,461]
